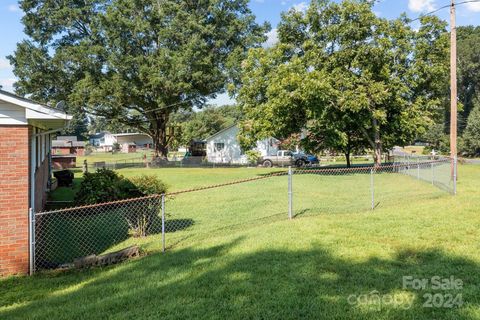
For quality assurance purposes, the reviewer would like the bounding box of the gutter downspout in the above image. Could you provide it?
[29,128,36,275]
[30,128,37,212]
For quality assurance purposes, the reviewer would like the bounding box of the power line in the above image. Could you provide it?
[410,0,480,22]
[86,90,229,124]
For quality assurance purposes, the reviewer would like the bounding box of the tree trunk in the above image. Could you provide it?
[345,137,351,168]
[151,115,169,159]
[372,118,382,167]
[360,117,383,167]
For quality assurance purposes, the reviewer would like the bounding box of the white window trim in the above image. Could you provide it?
[214,142,225,152]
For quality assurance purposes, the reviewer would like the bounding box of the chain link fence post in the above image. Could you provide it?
[453,156,457,195]
[370,168,375,210]
[431,162,435,185]
[288,166,293,219]
[417,158,420,180]
[161,194,166,252]
[28,208,35,275]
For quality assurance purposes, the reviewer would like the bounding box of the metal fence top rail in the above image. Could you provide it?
[165,170,289,196]
[296,158,451,175]
[37,157,452,216]
[35,194,161,216]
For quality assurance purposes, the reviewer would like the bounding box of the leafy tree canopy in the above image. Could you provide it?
[237,0,449,165]
[170,104,241,147]
[457,26,480,133]
[9,0,269,155]
[461,99,480,157]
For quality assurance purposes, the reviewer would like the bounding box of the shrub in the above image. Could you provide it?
[75,170,167,237]
[130,175,168,195]
[75,168,141,205]
[127,175,167,237]
[245,150,261,165]
[112,142,121,152]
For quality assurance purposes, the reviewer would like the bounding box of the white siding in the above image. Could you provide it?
[115,134,153,147]
[0,102,27,125]
[206,126,244,163]
[206,125,280,164]
[254,138,280,157]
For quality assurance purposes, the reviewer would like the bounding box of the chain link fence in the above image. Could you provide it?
[33,195,162,270]
[31,157,455,272]
[292,156,454,219]
[393,152,455,194]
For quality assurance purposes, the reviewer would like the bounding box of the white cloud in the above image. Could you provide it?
[408,0,436,13]
[292,2,308,12]
[0,58,12,70]
[0,78,16,92]
[263,28,278,48]
[466,2,480,12]
[7,4,20,12]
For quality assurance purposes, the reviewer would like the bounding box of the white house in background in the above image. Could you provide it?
[89,132,153,152]
[206,124,279,164]
[89,132,116,150]
[113,132,153,148]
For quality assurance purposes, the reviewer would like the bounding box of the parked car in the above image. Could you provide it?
[294,152,319,166]
[260,150,318,167]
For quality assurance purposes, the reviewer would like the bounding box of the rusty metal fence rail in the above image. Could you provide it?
[30,157,455,273]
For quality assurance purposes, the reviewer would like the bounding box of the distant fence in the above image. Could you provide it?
[392,152,456,194]
[31,157,455,273]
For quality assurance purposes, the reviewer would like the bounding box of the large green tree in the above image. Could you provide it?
[9,0,268,156]
[171,105,241,147]
[462,100,480,157]
[237,0,448,166]
[457,26,480,133]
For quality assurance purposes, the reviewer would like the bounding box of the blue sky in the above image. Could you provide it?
[1,0,479,104]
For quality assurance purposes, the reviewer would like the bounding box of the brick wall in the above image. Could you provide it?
[0,125,30,276]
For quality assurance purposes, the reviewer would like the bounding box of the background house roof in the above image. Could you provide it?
[52,140,85,148]
[113,132,151,137]
[205,124,237,141]
[56,135,78,141]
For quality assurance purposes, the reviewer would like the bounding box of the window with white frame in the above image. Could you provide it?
[214,142,225,152]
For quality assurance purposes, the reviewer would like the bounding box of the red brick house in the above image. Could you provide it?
[52,136,86,156]
[0,90,71,276]
[51,136,86,169]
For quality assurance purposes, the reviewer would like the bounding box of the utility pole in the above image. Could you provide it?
[450,0,457,181]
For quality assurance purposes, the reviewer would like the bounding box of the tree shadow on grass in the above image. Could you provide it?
[35,209,193,269]
[164,219,195,232]
[1,238,479,320]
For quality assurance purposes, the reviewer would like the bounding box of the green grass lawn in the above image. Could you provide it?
[2,165,479,319]
[77,150,153,164]
[49,167,282,203]
[77,150,188,165]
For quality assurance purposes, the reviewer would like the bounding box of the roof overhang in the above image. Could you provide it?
[0,90,72,130]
